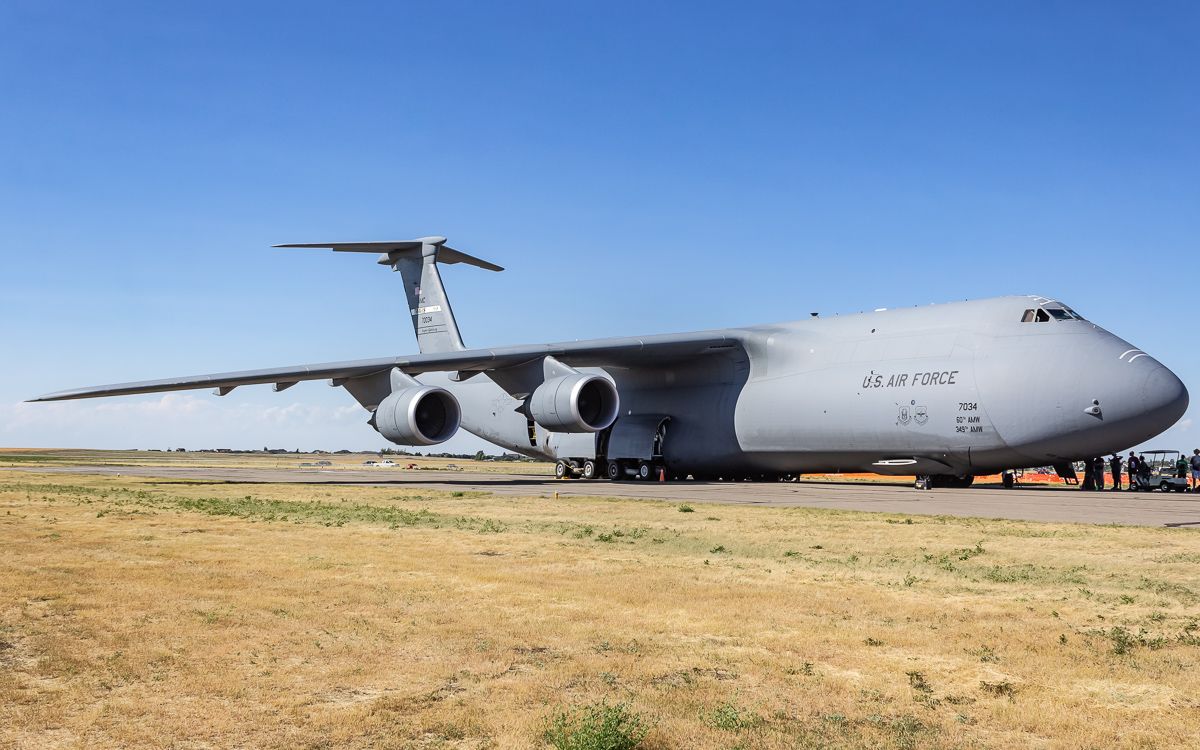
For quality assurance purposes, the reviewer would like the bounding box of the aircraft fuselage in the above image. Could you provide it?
[434,295,1188,478]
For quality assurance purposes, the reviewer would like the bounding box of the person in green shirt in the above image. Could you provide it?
[1178,454,1190,481]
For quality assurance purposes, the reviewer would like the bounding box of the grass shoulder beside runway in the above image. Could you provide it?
[2,470,1198,748]
[0,448,557,475]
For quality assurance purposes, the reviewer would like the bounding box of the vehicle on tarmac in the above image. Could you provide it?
[1134,450,1189,492]
[31,236,1190,489]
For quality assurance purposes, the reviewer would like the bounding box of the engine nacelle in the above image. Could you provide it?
[529,373,619,433]
[372,386,461,446]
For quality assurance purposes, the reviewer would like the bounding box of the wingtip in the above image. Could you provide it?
[27,391,74,402]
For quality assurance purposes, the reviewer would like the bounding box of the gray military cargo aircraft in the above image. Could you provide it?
[31,237,1189,488]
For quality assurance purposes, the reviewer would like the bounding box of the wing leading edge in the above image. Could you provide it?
[29,331,741,402]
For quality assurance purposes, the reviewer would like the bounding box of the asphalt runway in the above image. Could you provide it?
[9,464,1200,528]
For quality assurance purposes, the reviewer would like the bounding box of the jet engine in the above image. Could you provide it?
[371,386,461,446]
[529,373,619,432]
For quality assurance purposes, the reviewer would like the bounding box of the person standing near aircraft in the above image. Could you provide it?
[1176,453,1189,483]
[1081,458,1095,491]
[1191,449,1200,492]
[1127,452,1140,490]
[1093,456,1106,491]
[1109,453,1122,490]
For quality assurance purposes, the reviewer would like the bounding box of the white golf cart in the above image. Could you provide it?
[1134,450,1189,492]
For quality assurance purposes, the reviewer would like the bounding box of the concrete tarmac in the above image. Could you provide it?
[9,464,1200,528]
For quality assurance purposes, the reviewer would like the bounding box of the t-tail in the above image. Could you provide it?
[275,236,503,353]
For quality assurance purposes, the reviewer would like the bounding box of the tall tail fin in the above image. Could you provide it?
[275,237,503,354]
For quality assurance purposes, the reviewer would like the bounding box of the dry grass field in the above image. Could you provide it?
[0,448,553,475]
[2,463,1198,748]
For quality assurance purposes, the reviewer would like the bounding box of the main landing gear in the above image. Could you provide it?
[556,458,666,481]
[554,460,571,479]
[606,459,662,481]
[915,474,975,490]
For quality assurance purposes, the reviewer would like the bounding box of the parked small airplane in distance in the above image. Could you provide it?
[32,237,1189,488]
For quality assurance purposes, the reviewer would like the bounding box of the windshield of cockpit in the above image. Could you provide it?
[1020,301,1085,323]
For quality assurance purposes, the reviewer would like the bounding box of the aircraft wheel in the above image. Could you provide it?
[554,460,570,480]
[582,459,598,480]
[607,461,622,481]
[637,461,653,480]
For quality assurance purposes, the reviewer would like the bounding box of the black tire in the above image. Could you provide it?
[637,461,653,481]
[582,459,597,480]
[1160,481,1170,492]
[554,460,570,479]
[607,461,622,481]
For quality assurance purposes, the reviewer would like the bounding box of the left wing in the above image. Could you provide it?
[29,331,742,402]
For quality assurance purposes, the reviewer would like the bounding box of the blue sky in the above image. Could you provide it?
[1,1,1196,454]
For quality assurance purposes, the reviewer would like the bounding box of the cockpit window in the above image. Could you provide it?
[1021,304,1085,323]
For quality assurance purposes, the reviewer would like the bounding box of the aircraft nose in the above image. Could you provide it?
[978,334,1188,462]
[1091,354,1189,449]
[1137,361,1189,429]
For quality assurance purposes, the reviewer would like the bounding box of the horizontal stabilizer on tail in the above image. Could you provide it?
[274,237,504,272]
[276,235,501,354]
